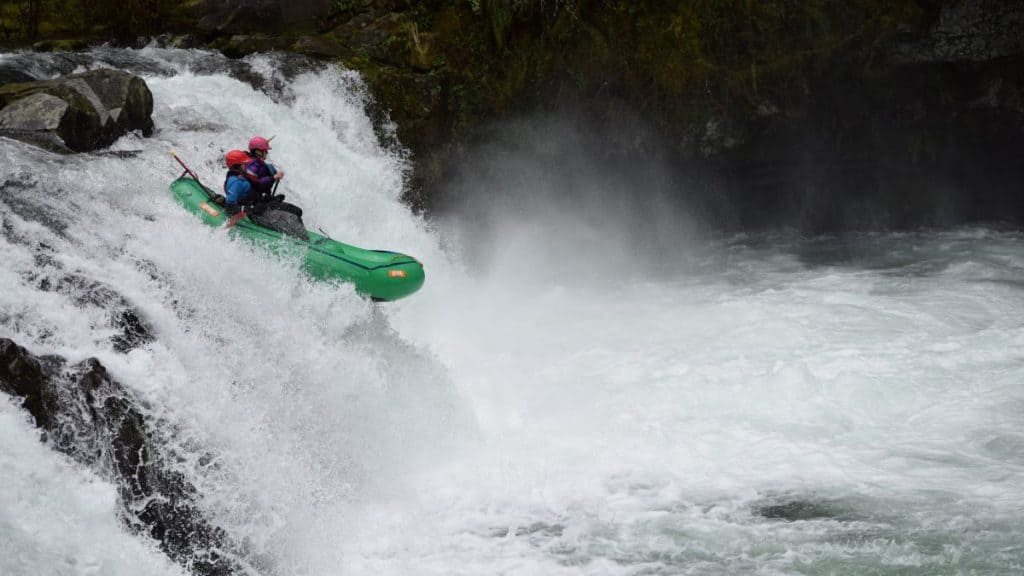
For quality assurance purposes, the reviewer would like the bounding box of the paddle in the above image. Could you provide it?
[170,151,222,202]
[226,212,247,228]
[170,151,207,193]
[172,151,240,226]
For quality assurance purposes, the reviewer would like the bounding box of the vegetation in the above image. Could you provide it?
[436,0,925,118]
[0,0,185,43]
[0,0,929,126]
[306,0,934,207]
[0,0,940,210]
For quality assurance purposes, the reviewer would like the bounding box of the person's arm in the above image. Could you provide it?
[245,162,275,188]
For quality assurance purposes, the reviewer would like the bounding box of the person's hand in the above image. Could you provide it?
[273,171,285,181]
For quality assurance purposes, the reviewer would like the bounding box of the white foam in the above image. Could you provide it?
[2,47,1023,574]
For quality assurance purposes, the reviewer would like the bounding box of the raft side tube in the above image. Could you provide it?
[169,177,424,301]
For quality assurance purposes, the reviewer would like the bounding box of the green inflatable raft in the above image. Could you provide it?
[169,176,425,302]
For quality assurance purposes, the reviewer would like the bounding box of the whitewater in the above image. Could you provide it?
[1,47,1023,575]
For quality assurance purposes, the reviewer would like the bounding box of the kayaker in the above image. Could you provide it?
[223,149,254,212]
[245,136,302,218]
[223,146,308,240]
[223,148,287,217]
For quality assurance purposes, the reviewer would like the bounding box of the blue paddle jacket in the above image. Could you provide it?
[224,169,253,205]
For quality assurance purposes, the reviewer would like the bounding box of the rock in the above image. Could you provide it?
[78,68,155,137]
[39,273,155,354]
[358,64,442,158]
[0,339,56,430]
[0,93,74,151]
[156,34,203,50]
[280,0,333,24]
[0,69,154,152]
[893,0,1024,63]
[0,92,68,130]
[213,34,296,58]
[292,34,355,59]
[0,339,246,576]
[196,0,333,35]
[0,67,35,85]
[197,0,281,34]
[330,11,421,69]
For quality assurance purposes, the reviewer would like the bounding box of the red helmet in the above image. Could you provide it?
[248,136,271,152]
[225,149,250,168]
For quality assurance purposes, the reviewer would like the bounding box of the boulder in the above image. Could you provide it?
[0,92,73,151]
[0,68,154,152]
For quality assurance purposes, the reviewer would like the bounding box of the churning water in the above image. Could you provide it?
[1,47,1023,575]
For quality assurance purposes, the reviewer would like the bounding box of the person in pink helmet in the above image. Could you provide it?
[244,135,302,219]
[244,136,282,195]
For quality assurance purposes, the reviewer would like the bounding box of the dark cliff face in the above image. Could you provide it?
[195,0,336,35]
[313,0,1023,231]
[893,0,1024,63]
[708,0,1024,232]
[714,54,1024,232]
[9,0,1024,231]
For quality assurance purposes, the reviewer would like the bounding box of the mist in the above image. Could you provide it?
[433,115,705,287]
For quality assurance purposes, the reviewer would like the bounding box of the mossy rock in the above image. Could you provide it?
[292,35,355,59]
[213,34,296,58]
[329,11,429,69]
[0,69,154,152]
[360,64,441,123]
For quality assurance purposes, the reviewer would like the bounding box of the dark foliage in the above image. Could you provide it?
[1,0,181,43]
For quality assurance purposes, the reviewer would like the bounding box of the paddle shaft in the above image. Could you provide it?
[171,152,216,201]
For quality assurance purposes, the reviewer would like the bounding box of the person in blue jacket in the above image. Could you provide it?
[223,149,254,212]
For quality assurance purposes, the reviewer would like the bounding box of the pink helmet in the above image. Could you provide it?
[248,136,271,151]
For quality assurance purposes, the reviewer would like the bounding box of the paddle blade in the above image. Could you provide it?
[226,212,247,228]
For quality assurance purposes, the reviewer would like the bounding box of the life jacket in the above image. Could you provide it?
[223,168,253,205]
[244,156,277,197]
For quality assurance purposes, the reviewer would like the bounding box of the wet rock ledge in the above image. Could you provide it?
[0,338,245,576]
[0,69,153,152]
